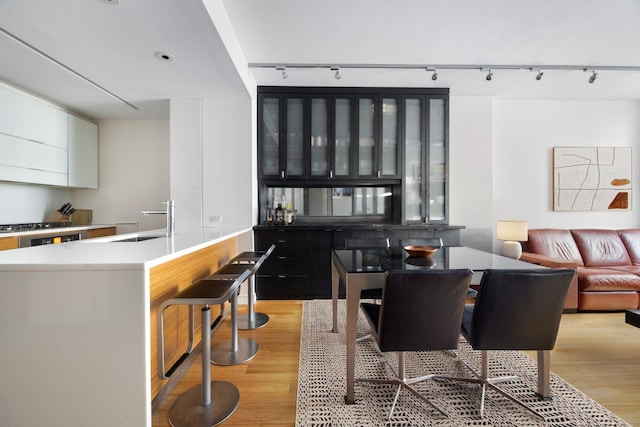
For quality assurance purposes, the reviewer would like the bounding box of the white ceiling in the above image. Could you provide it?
[1,0,640,121]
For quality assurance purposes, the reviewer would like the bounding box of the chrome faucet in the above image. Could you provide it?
[142,200,175,237]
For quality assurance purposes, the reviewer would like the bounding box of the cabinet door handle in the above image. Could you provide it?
[278,239,286,243]
[278,256,287,260]
[278,275,287,279]
[377,170,381,178]
[281,170,285,178]
[330,170,333,178]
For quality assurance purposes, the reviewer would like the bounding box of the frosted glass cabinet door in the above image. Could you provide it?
[310,97,329,176]
[358,98,375,176]
[334,98,351,177]
[261,97,280,176]
[429,99,446,222]
[286,97,305,177]
[381,98,398,176]
[404,98,423,222]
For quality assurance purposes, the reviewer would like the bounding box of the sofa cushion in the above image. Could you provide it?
[578,291,640,311]
[618,229,640,265]
[577,267,640,291]
[570,229,631,267]
[526,229,584,266]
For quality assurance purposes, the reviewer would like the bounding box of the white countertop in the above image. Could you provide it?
[0,225,252,271]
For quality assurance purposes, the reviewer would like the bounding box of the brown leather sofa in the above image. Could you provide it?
[521,229,640,312]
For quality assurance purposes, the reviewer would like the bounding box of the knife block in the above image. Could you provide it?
[45,211,71,223]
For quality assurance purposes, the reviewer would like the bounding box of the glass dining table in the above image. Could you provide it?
[330,246,543,404]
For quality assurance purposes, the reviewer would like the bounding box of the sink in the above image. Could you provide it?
[113,236,163,242]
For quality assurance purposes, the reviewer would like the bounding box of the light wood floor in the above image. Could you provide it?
[152,301,640,427]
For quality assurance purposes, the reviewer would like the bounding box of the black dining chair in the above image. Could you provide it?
[436,268,575,419]
[357,268,473,419]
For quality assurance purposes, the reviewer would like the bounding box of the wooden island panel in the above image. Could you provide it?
[149,236,236,399]
[86,227,117,239]
[0,236,18,251]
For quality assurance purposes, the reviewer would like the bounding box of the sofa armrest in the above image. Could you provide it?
[520,252,579,312]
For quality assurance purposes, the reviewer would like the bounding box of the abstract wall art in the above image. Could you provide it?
[553,146,632,211]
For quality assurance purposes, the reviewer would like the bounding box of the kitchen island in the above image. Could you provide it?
[0,225,252,427]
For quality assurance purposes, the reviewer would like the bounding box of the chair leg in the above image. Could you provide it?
[434,350,545,420]
[357,352,447,420]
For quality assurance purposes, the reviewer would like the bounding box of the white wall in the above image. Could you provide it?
[493,100,640,229]
[170,100,203,228]
[449,96,494,251]
[0,182,71,224]
[72,120,170,232]
[450,97,640,253]
[202,93,255,227]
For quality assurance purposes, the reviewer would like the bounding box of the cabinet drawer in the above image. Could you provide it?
[256,275,309,300]
[259,256,308,276]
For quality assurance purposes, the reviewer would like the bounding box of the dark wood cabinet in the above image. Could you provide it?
[254,225,461,299]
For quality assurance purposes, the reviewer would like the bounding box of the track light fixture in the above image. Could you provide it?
[254,62,639,83]
[276,66,287,79]
[485,69,493,81]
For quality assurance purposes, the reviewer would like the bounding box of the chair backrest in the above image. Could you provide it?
[345,238,390,249]
[376,269,473,352]
[466,268,575,351]
[400,238,443,248]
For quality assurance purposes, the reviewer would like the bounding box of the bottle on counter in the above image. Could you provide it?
[285,203,294,225]
[274,198,284,225]
[265,204,274,224]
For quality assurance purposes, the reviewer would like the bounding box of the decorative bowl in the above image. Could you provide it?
[403,245,438,258]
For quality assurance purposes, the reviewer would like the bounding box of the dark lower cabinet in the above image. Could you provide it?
[254,225,461,299]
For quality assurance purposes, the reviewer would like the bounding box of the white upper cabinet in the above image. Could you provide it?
[68,115,98,189]
[0,82,98,188]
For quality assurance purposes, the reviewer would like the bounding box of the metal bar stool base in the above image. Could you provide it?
[168,380,239,427]
[237,312,270,330]
[211,338,259,366]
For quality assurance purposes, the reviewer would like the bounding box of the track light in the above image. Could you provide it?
[485,69,493,81]
[535,70,544,81]
[331,66,341,79]
[275,66,287,79]
[589,70,598,84]
[431,69,438,81]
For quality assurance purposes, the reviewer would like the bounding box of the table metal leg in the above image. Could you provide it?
[344,276,362,404]
[331,259,339,333]
[536,350,551,400]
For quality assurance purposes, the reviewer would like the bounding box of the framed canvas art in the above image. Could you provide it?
[553,146,632,211]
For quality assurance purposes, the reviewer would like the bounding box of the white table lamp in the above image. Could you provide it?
[497,220,528,259]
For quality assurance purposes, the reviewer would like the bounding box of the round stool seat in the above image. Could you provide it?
[211,262,250,279]
[229,251,265,264]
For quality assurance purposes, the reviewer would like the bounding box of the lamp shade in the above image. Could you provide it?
[496,220,528,242]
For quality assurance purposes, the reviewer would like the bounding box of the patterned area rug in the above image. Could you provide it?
[296,299,631,426]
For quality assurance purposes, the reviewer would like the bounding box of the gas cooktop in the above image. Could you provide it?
[0,222,72,233]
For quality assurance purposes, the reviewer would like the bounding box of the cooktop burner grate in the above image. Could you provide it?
[0,222,71,233]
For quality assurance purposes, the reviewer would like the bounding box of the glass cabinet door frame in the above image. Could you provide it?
[258,86,450,225]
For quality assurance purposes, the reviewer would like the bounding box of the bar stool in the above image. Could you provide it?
[204,248,273,366]
[157,269,251,427]
[227,244,276,330]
